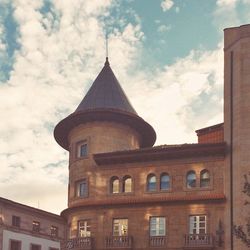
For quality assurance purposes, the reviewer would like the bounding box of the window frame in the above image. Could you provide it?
[75,178,88,198]
[12,215,21,228]
[110,176,120,194]
[122,175,132,193]
[186,170,197,189]
[147,174,157,192]
[78,220,91,237]
[76,140,88,159]
[9,239,21,250]
[189,215,207,235]
[160,173,170,191]
[50,225,58,237]
[112,218,128,236]
[32,221,40,232]
[149,216,166,237]
[30,244,41,250]
[200,169,210,188]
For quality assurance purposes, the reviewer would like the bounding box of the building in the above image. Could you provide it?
[0,197,65,250]
[1,24,250,250]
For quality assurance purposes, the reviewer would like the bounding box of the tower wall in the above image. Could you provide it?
[224,24,250,250]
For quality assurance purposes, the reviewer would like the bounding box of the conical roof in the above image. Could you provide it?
[75,58,137,115]
[54,58,156,150]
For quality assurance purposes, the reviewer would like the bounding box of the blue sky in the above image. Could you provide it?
[0,0,249,213]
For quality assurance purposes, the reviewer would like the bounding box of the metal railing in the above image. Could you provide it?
[184,234,214,247]
[149,236,166,247]
[65,237,92,249]
[105,235,133,248]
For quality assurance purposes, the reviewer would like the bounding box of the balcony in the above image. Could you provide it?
[105,236,133,248]
[149,236,166,247]
[184,234,215,249]
[65,237,92,250]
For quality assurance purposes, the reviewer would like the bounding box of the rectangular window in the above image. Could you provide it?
[189,215,207,234]
[77,142,88,157]
[32,221,40,232]
[78,220,91,237]
[76,179,88,197]
[50,225,58,237]
[113,219,128,236]
[150,217,166,236]
[10,240,21,250]
[12,215,20,228]
[30,244,41,250]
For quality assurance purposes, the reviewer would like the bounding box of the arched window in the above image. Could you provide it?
[200,170,210,187]
[122,176,132,193]
[147,174,157,191]
[111,176,119,194]
[187,171,196,188]
[160,173,170,190]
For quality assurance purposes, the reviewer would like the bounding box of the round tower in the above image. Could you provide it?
[54,58,156,244]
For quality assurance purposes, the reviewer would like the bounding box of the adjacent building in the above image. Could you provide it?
[1,24,250,250]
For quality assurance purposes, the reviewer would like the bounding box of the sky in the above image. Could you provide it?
[0,0,250,214]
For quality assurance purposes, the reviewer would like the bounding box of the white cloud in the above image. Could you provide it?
[216,0,238,7]
[161,0,174,12]
[157,24,171,33]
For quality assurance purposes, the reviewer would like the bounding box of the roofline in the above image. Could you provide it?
[195,122,224,135]
[54,108,156,150]
[93,142,227,165]
[61,193,226,218]
[0,196,64,221]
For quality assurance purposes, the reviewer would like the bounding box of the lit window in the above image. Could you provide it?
[32,221,40,232]
[10,240,21,250]
[30,244,41,250]
[113,219,128,236]
[200,170,210,188]
[78,220,91,237]
[150,217,166,236]
[189,215,207,234]
[111,177,119,194]
[77,142,87,157]
[76,179,88,197]
[122,176,132,193]
[147,174,157,191]
[50,225,58,237]
[160,173,170,190]
[187,171,196,188]
[12,215,20,228]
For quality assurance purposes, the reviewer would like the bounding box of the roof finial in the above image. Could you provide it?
[105,33,109,66]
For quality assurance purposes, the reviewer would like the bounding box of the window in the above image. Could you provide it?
[200,170,210,188]
[111,176,119,194]
[147,174,157,191]
[186,171,196,188]
[10,240,21,250]
[77,142,87,157]
[160,173,170,190]
[113,219,128,236]
[32,221,40,232]
[30,244,41,250]
[12,215,20,228]
[122,176,132,193]
[76,179,88,197]
[78,220,91,237]
[50,225,58,237]
[189,215,207,234]
[150,217,166,236]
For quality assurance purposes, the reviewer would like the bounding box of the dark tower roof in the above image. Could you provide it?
[75,58,137,115]
[54,58,156,150]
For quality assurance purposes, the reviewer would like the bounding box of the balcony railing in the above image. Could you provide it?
[184,234,214,248]
[149,236,166,247]
[105,236,133,248]
[65,237,92,249]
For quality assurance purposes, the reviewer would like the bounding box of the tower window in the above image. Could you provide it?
[200,170,210,188]
[77,141,88,157]
[186,171,196,188]
[147,174,157,191]
[160,173,170,191]
[122,176,132,193]
[76,179,88,197]
[111,176,119,194]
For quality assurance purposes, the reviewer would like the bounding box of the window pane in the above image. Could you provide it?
[31,244,41,250]
[147,175,156,191]
[189,215,207,234]
[123,177,132,193]
[79,220,91,237]
[113,219,128,236]
[187,171,196,188]
[160,174,170,190]
[77,180,88,197]
[200,170,210,188]
[112,178,119,193]
[10,240,21,250]
[150,217,166,236]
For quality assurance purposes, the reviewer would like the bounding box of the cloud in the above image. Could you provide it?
[157,24,171,33]
[161,0,174,12]
[216,0,238,7]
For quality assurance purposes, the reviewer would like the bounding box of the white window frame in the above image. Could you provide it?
[189,215,207,234]
[150,217,166,236]
[76,179,88,197]
[113,219,128,236]
[78,220,91,237]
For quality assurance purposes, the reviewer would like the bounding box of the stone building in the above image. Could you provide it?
[1,24,250,250]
